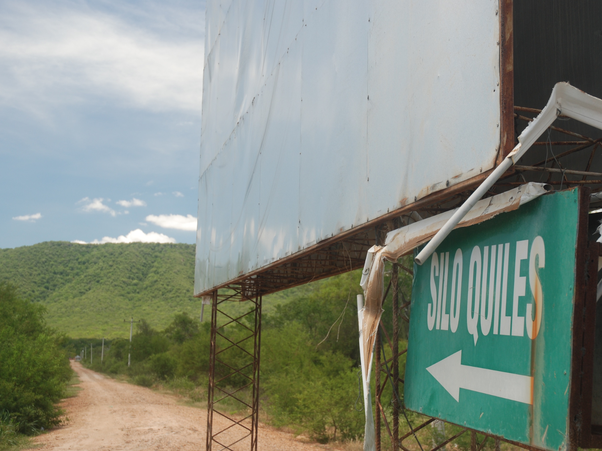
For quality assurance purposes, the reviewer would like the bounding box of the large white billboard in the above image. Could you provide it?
[196,0,502,295]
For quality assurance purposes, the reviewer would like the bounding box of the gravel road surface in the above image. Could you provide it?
[33,362,332,451]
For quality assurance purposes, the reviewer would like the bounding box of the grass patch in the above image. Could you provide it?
[0,412,35,451]
[164,377,206,404]
[63,372,82,399]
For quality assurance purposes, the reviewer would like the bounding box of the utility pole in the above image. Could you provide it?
[101,338,104,365]
[124,317,139,367]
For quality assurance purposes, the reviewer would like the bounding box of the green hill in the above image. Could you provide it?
[0,241,308,339]
[0,242,200,338]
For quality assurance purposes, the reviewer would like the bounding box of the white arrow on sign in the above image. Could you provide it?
[426,350,532,405]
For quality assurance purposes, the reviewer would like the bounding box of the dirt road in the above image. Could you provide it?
[34,362,330,451]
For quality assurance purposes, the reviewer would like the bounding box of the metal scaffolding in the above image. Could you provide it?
[206,280,262,451]
[204,108,601,451]
[372,262,504,451]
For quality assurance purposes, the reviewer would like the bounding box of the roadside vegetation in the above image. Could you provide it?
[74,264,421,444]
[0,283,72,450]
[0,257,498,449]
[0,243,508,449]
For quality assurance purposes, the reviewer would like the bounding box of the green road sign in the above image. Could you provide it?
[405,189,581,451]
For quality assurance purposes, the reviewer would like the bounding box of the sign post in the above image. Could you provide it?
[405,189,586,451]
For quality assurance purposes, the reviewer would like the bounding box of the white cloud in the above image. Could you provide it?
[73,229,175,244]
[172,191,184,197]
[146,214,197,231]
[116,198,146,208]
[0,1,204,115]
[78,197,116,216]
[13,212,42,222]
[154,192,164,196]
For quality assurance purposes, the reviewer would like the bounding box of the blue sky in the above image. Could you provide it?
[0,0,205,248]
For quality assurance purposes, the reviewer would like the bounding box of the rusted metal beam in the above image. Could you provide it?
[399,417,435,442]
[514,165,602,178]
[499,0,514,162]
[504,180,602,186]
[515,113,598,143]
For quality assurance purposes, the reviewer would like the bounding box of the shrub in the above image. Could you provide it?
[127,361,150,377]
[0,284,71,434]
[130,320,170,362]
[261,324,364,442]
[165,313,199,344]
[133,375,154,388]
[107,339,129,362]
[148,353,177,380]
[106,361,127,375]
[175,331,210,380]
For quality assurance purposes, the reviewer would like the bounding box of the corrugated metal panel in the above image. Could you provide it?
[195,0,502,295]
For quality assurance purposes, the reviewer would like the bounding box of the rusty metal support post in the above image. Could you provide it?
[206,290,218,451]
[471,431,477,451]
[250,289,263,450]
[392,263,399,450]
[375,326,381,451]
[205,282,262,451]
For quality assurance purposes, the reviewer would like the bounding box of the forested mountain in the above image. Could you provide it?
[0,241,309,338]
[0,242,199,338]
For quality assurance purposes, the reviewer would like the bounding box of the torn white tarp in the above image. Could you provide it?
[357,182,548,450]
[357,294,375,451]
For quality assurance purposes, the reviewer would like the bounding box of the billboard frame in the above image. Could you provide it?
[195,2,602,450]
[195,0,516,299]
